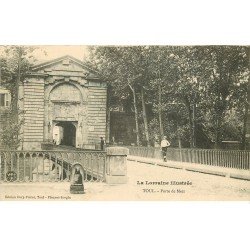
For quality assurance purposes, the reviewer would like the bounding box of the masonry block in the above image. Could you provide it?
[105,147,129,184]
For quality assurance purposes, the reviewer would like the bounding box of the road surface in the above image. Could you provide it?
[1,160,249,201]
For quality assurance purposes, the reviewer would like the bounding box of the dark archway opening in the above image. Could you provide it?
[54,121,76,147]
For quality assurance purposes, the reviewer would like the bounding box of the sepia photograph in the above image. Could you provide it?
[0,45,249,201]
[1,1,250,250]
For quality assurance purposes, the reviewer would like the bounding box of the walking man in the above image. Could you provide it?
[161,136,170,162]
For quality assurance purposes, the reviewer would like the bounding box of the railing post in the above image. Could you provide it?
[105,147,129,184]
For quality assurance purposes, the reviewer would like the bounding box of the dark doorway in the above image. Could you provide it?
[54,121,76,147]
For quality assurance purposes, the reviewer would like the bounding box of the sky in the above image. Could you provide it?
[34,45,89,62]
[0,45,90,62]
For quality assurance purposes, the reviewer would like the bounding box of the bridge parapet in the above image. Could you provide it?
[127,146,250,170]
[0,150,106,183]
[105,147,129,184]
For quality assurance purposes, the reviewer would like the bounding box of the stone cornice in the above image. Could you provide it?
[31,55,100,76]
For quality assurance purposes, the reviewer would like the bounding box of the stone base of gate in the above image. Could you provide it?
[105,175,128,184]
[105,147,129,184]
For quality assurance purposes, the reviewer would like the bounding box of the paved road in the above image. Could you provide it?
[1,160,249,201]
[123,160,250,201]
[128,155,250,180]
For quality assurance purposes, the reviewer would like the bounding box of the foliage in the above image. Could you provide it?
[0,46,38,149]
[1,45,248,149]
[0,108,24,149]
[1,46,37,99]
[88,45,249,149]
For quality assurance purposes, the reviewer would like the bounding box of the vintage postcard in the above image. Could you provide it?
[0,45,249,201]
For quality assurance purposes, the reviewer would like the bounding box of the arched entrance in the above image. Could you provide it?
[53,121,77,147]
[47,83,83,148]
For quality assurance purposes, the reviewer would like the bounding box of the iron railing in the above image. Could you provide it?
[127,146,250,170]
[0,150,106,183]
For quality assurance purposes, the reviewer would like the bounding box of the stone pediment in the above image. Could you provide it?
[31,55,100,80]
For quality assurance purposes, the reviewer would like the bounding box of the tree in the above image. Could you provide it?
[0,46,38,149]
[159,46,249,148]
[88,45,249,149]
[241,46,250,149]
[88,46,149,146]
[89,46,182,146]
[156,46,206,147]
[201,46,249,148]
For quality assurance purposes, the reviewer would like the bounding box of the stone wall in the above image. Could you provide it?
[87,84,107,146]
[21,78,45,150]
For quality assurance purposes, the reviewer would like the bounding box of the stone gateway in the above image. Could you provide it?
[18,55,107,150]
